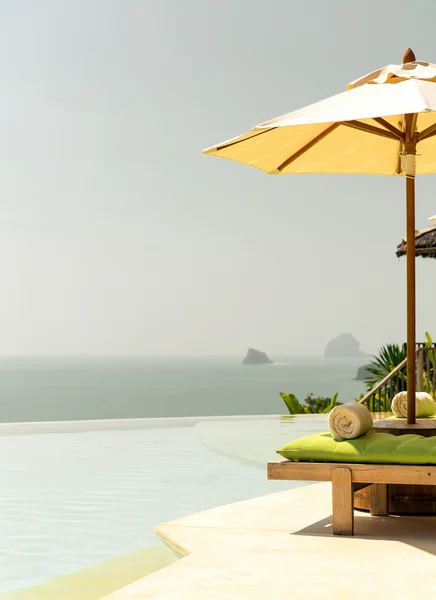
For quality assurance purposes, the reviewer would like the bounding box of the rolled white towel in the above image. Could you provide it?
[391,391,436,418]
[328,402,373,441]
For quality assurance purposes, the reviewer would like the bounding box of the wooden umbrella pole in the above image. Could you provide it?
[406,173,416,424]
[404,109,417,424]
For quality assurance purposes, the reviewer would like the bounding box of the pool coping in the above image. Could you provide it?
[98,482,436,599]
[0,414,325,436]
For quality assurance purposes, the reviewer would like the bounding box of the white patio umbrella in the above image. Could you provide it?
[204,49,436,424]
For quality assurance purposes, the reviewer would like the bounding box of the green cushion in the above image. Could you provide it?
[277,432,436,465]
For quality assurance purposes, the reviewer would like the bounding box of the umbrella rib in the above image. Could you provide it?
[395,143,403,174]
[340,120,402,141]
[418,122,436,142]
[372,117,405,140]
[215,127,277,151]
[277,119,399,172]
[277,123,340,172]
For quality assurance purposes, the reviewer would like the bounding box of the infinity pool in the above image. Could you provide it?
[0,414,328,596]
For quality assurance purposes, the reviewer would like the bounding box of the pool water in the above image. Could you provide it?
[0,414,328,596]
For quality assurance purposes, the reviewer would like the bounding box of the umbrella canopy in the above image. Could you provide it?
[203,50,436,176]
[397,226,436,258]
[203,48,436,424]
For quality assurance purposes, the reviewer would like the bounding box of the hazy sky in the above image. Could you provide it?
[1,0,436,357]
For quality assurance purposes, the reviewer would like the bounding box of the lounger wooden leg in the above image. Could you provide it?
[369,484,389,517]
[332,467,354,536]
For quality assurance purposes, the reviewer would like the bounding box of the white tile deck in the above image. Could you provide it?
[100,482,436,599]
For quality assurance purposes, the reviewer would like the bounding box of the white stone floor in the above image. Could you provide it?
[100,482,436,599]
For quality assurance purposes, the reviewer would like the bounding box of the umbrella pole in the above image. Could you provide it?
[404,109,417,425]
[406,169,416,424]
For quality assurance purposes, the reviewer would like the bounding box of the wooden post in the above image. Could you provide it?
[404,111,417,425]
[369,484,389,516]
[417,348,424,392]
[332,467,354,536]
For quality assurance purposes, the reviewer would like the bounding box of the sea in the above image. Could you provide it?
[0,356,369,423]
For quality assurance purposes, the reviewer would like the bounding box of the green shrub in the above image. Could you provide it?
[279,392,341,414]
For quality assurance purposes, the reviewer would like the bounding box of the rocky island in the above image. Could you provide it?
[324,333,369,358]
[355,363,373,381]
[242,348,273,365]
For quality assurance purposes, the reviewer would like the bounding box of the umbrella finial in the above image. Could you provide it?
[402,48,416,64]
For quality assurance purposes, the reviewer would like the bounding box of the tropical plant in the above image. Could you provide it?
[362,343,407,411]
[362,332,436,411]
[304,393,341,413]
[422,331,436,396]
[279,392,342,415]
[364,343,407,390]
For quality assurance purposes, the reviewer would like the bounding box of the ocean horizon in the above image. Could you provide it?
[0,355,369,423]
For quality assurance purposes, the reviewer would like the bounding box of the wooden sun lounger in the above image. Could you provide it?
[268,461,436,536]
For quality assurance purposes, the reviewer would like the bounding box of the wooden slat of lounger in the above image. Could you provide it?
[267,461,436,485]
